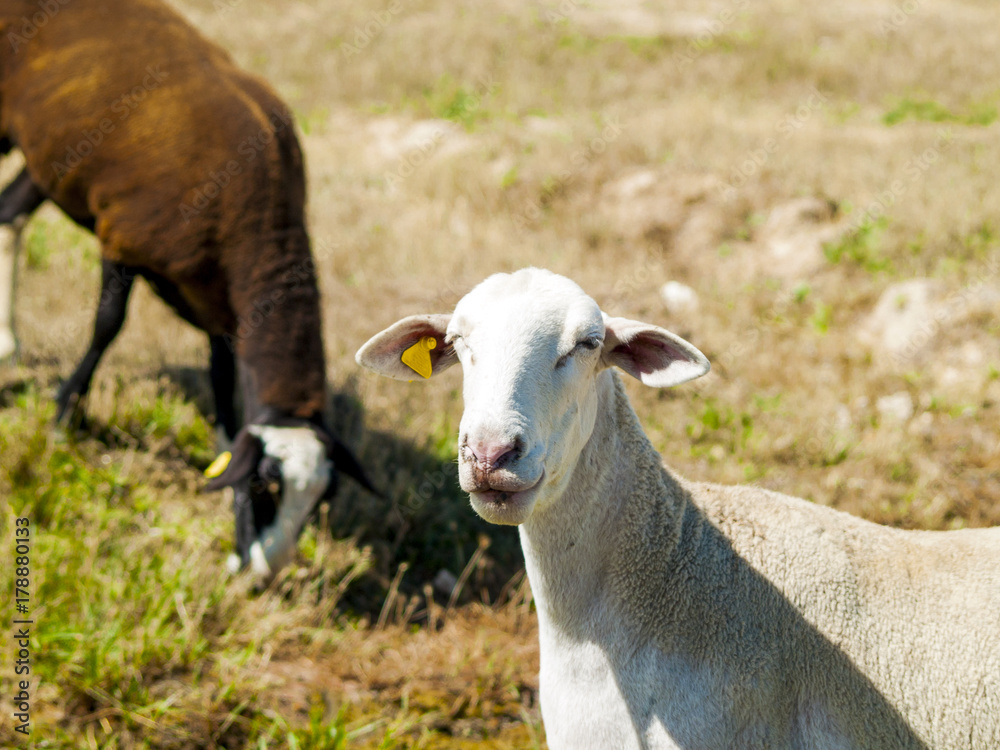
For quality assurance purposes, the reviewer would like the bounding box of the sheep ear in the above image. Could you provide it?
[204,428,264,491]
[602,316,710,388]
[355,314,456,381]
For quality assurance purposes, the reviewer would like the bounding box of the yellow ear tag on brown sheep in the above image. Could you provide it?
[204,451,232,478]
[401,336,436,379]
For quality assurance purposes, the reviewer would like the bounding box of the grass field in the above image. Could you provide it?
[2,0,999,747]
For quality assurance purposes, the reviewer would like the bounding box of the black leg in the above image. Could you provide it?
[210,335,239,440]
[233,487,257,570]
[55,261,137,423]
[0,167,46,224]
[238,361,261,426]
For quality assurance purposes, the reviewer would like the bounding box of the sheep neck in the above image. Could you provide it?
[228,231,328,421]
[519,371,688,641]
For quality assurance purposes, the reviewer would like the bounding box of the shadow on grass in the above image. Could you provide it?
[0,374,535,747]
[3,359,525,619]
[162,364,526,619]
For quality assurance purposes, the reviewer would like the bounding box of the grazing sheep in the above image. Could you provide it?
[356,268,1000,749]
[0,0,372,577]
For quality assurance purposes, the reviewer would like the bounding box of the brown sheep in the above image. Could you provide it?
[0,0,373,577]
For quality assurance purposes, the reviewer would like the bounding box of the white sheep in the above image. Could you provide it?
[357,267,1000,749]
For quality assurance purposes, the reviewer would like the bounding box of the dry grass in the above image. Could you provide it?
[2,0,1000,746]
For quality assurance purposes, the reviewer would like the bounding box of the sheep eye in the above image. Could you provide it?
[556,337,602,368]
[251,457,283,497]
[447,334,475,364]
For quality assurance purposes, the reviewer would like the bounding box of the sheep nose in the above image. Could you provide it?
[466,437,521,470]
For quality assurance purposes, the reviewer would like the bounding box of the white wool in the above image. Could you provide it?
[0,223,22,362]
[248,425,331,575]
[356,267,1000,749]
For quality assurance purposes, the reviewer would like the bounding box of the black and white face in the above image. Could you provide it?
[206,425,334,577]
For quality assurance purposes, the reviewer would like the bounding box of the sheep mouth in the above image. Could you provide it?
[227,474,328,579]
[463,465,542,494]
[476,486,534,503]
[468,474,543,526]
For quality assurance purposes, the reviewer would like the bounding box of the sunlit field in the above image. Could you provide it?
[2,0,999,746]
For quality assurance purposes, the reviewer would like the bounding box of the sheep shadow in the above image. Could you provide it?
[590,487,934,749]
[0,373,32,408]
[162,364,525,617]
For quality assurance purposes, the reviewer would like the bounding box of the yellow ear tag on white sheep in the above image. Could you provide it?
[401,336,436,379]
[204,451,232,478]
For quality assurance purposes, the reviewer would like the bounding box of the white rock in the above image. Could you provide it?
[876,391,914,423]
[958,340,986,367]
[860,280,1000,376]
[757,197,845,280]
[660,281,700,315]
[610,169,658,200]
[597,169,723,257]
[364,117,471,166]
[859,279,942,363]
[835,404,852,432]
[908,412,934,438]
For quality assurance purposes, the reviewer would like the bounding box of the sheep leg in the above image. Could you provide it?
[0,168,46,364]
[55,261,137,423]
[209,335,239,444]
[238,361,262,425]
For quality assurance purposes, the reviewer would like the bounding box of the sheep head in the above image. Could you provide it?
[356,268,709,526]
[204,420,371,578]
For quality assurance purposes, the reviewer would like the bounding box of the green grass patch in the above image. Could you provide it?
[104,385,216,467]
[883,96,998,127]
[23,213,101,270]
[808,299,833,334]
[1,388,514,748]
[685,395,756,458]
[823,217,893,274]
[296,106,331,136]
[416,74,500,130]
[0,392,235,745]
